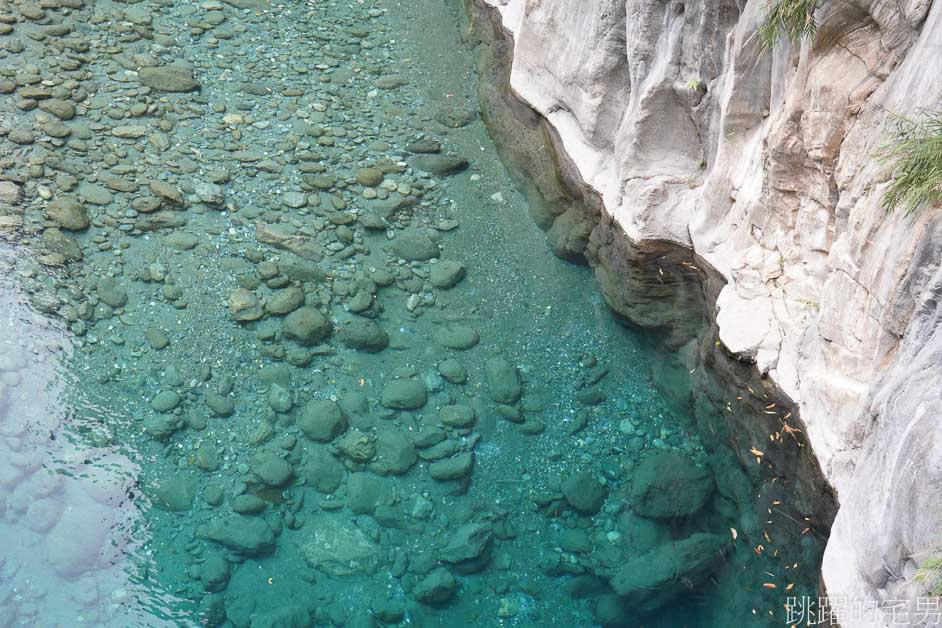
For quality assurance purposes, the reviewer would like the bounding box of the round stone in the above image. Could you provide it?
[283,307,332,345]
[298,400,347,442]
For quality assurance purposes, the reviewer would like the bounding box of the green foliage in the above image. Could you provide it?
[876,114,942,215]
[756,0,818,50]
[915,555,942,596]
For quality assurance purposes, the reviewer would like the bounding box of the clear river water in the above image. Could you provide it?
[0,0,832,626]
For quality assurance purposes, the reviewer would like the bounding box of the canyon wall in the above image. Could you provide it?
[479,0,942,624]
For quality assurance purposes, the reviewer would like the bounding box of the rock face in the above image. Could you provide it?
[480,0,942,621]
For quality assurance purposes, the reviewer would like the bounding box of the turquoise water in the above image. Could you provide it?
[0,0,828,626]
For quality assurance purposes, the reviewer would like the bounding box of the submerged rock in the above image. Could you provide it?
[341,319,389,352]
[251,451,293,487]
[370,429,418,475]
[409,154,469,177]
[299,400,347,442]
[283,307,332,345]
[138,66,200,92]
[297,516,378,576]
[44,197,88,231]
[429,452,473,480]
[391,229,440,261]
[430,260,466,289]
[610,533,728,612]
[228,288,263,322]
[381,379,427,410]
[485,358,522,404]
[561,471,607,515]
[413,568,458,605]
[629,452,715,519]
[434,324,479,350]
[440,522,492,565]
[206,515,276,556]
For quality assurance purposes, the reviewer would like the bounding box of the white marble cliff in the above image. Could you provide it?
[479,0,942,624]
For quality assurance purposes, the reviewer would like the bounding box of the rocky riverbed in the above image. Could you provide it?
[0,0,829,626]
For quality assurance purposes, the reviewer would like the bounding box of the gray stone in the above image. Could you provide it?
[266,286,305,315]
[430,261,466,289]
[341,319,389,352]
[380,379,427,410]
[629,452,715,519]
[151,390,181,413]
[336,430,376,462]
[439,404,476,428]
[355,167,384,187]
[232,494,266,515]
[199,554,230,592]
[298,400,347,442]
[434,325,479,350]
[228,288,263,322]
[412,568,457,605]
[409,154,469,177]
[251,451,293,487]
[438,359,467,383]
[206,515,276,556]
[283,307,332,345]
[611,533,728,612]
[139,66,200,92]
[38,98,75,121]
[429,452,473,480]
[440,522,492,564]
[145,474,196,512]
[370,429,417,476]
[391,229,440,261]
[304,448,344,494]
[44,197,88,231]
[205,392,235,417]
[561,471,607,515]
[143,414,181,440]
[346,472,387,514]
[267,384,293,413]
[297,516,378,576]
[145,328,169,350]
[77,184,113,206]
[485,358,522,404]
[96,277,128,308]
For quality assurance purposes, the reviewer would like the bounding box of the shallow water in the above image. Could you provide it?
[0,0,827,626]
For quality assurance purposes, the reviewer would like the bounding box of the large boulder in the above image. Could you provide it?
[629,452,715,519]
[610,533,729,612]
[205,515,276,556]
[283,307,332,345]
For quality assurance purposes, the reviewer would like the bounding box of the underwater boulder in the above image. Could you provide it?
[610,533,729,612]
[629,452,715,519]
